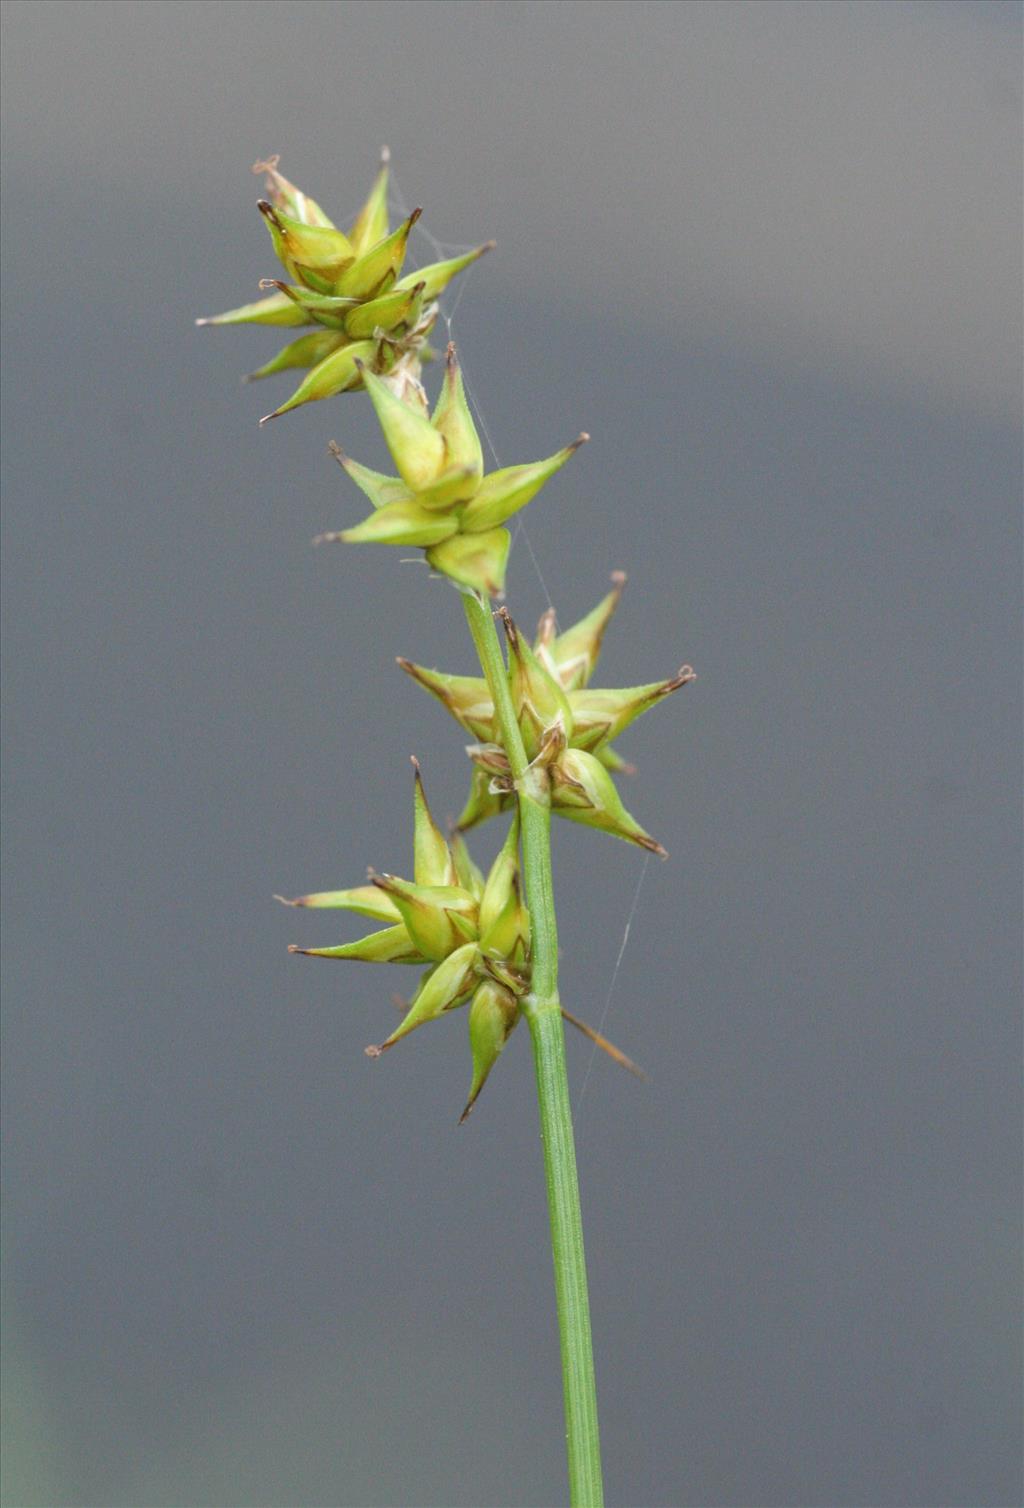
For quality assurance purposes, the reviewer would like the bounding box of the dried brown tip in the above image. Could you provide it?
[256,199,282,229]
[258,278,288,293]
[636,834,669,860]
[287,944,306,954]
[665,664,697,693]
[570,433,590,451]
[497,605,518,647]
[399,656,446,692]
[560,1006,648,1080]
[458,1096,479,1125]
[258,409,282,427]
[252,155,281,175]
[406,207,423,229]
[410,755,429,801]
[274,894,305,908]
[610,570,628,586]
[312,530,345,546]
[364,1043,384,1059]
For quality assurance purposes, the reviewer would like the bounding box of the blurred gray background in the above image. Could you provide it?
[2,3,1021,1505]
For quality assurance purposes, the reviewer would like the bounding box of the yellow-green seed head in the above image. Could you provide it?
[323,344,586,597]
[196,153,494,423]
[282,761,532,1113]
[399,582,694,849]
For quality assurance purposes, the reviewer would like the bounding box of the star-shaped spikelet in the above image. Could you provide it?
[398,577,695,854]
[197,153,493,423]
[314,342,586,597]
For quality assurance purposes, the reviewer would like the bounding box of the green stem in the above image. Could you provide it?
[462,589,604,1508]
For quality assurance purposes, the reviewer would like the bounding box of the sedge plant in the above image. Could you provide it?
[199,152,695,1507]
